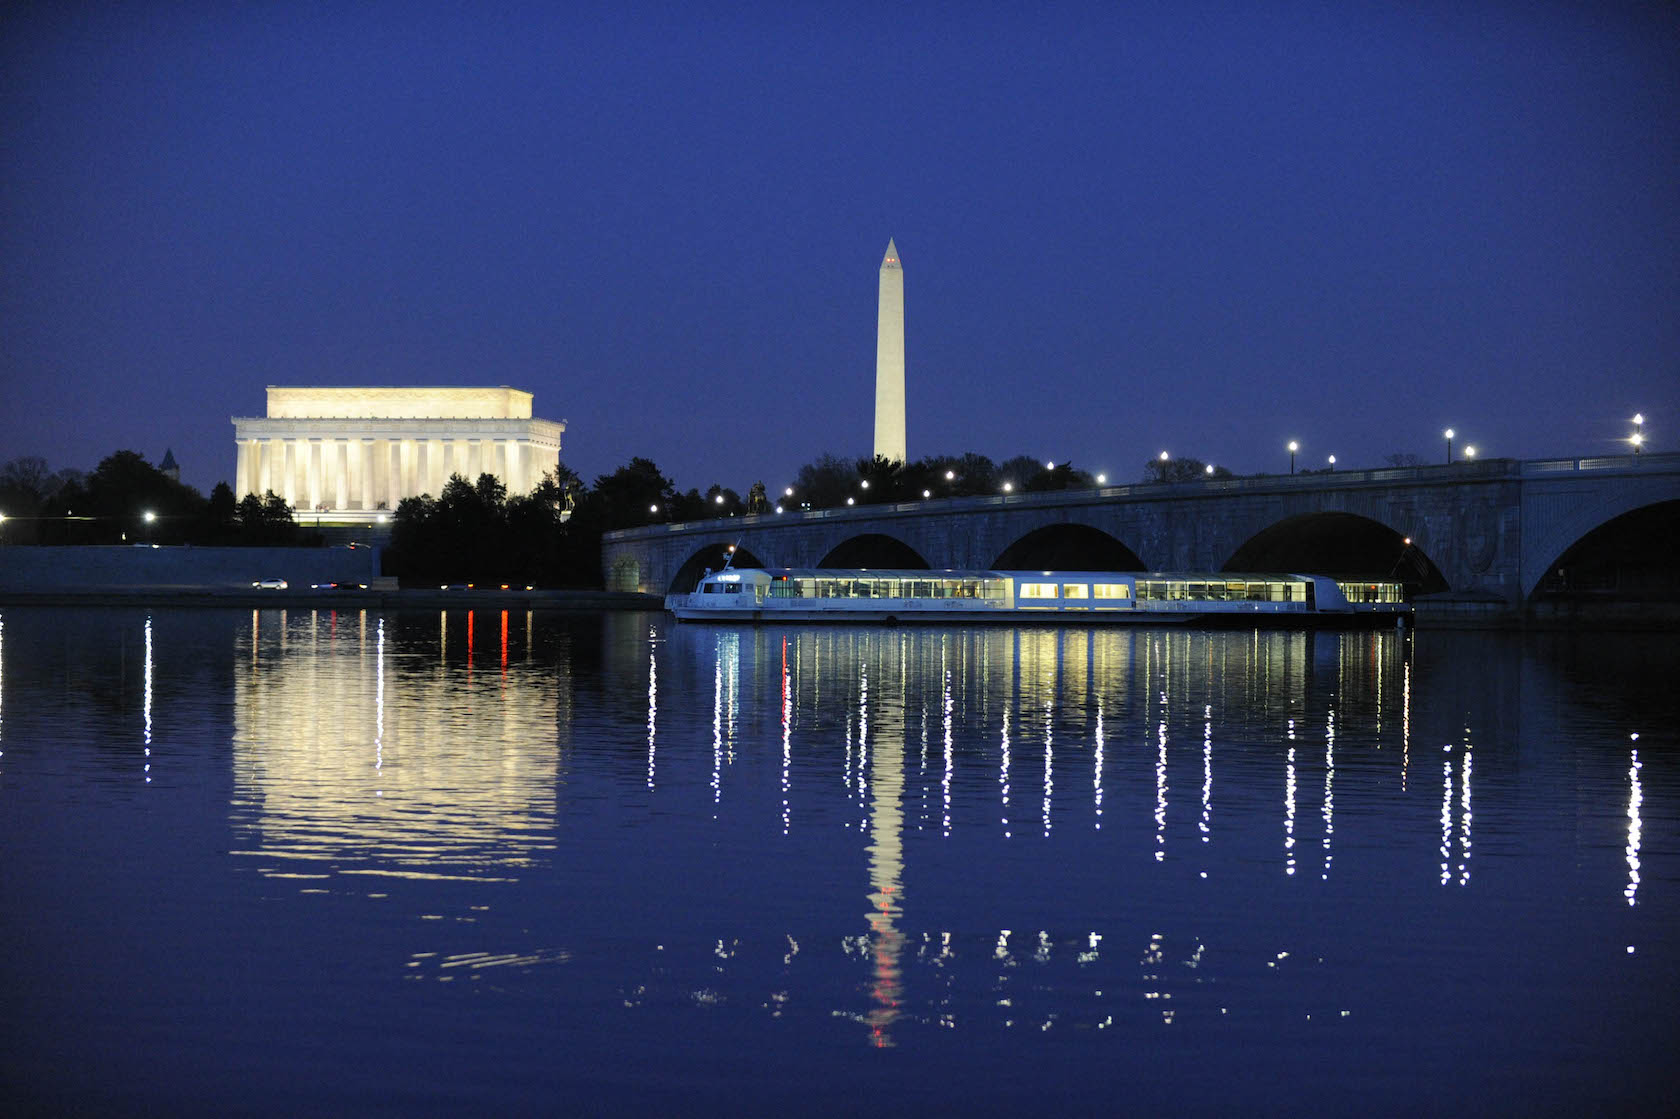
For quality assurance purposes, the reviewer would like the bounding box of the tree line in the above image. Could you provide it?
[0,452,305,547]
[3,444,1435,586]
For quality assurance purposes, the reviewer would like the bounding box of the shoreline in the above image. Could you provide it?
[0,587,664,610]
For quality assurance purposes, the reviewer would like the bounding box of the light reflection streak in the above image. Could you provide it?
[1440,747,1454,885]
[375,618,384,795]
[646,647,658,790]
[780,638,791,835]
[1626,746,1643,906]
[857,660,870,823]
[941,666,953,837]
[1154,720,1167,861]
[1042,698,1054,838]
[1199,705,1211,845]
[711,640,724,810]
[1093,697,1104,831]
[143,615,153,784]
[1458,744,1473,886]
[1322,707,1335,880]
[1284,744,1296,876]
[1401,660,1411,791]
[1000,705,1012,839]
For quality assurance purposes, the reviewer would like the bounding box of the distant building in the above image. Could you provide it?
[159,448,180,482]
[232,386,565,519]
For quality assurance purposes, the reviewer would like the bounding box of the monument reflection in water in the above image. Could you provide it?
[4,605,1670,1112]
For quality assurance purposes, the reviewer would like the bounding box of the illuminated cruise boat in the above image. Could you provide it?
[667,568,1411,626]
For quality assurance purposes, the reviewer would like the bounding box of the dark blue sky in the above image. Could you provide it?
[4,1,1676,496]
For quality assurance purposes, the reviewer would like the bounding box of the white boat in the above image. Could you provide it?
[666,568,1411,626]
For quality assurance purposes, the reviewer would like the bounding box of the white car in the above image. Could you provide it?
[252,578,288,589]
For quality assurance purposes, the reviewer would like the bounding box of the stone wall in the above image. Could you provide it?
[0,546,380,591]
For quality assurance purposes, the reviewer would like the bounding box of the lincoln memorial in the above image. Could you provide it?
[232,386,565,518]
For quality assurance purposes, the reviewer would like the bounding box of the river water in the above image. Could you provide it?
[1,607,1674,1115]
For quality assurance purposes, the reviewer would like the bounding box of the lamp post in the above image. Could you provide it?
[1632,413,1644,456]
[1444,428,1455,464]
[1327,454,1336,471]
[142,509,156,544]
[1287,441,1298,475]
[1464,446,1477,461]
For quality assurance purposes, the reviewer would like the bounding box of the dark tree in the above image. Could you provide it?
[1142,456,1233,484]
[792,452,860,509]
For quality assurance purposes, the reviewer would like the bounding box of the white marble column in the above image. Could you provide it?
[504,440,524,495]
[306,439,323,511]
[414,440,430,498]
[258,440,274,497]
[386,440,402,511]
[334,440,350,509]
[280,440,297,507]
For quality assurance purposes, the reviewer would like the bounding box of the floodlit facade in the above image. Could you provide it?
[232,386,564,517]
[873,239,906,463]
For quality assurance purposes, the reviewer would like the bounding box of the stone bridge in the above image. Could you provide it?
[603,454,1680,611]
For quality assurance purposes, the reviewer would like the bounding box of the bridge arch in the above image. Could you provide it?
[667,541,767,594]
[1224,512,1447,593]
[1528,498,1680,601]
[817,533,930,569]
[991,523,1145,571]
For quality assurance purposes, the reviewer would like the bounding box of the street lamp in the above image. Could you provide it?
[1287,441,1299,475]
[1464,446,1477,460]
[1327,455,1336,471]
[1205,463,1215,475]
[1096,473,1107,485]
[1444,428,1455,464]
[945,470,956,481]
[1632,413,1645,456]
[1002,482,1013,493]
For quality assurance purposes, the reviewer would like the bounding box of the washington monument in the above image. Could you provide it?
[873,239,906,463]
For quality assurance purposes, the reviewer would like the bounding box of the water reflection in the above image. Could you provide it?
[206,614,1668,1041]
[866,720,906,1047]
[230,609,562,882]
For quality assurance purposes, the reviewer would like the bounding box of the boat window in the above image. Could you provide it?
[1062,584,1089,599]
[1093,583,1130,599]
[1019,582,1058,599]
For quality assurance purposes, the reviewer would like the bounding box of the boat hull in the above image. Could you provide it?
[666,599,1410,628]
